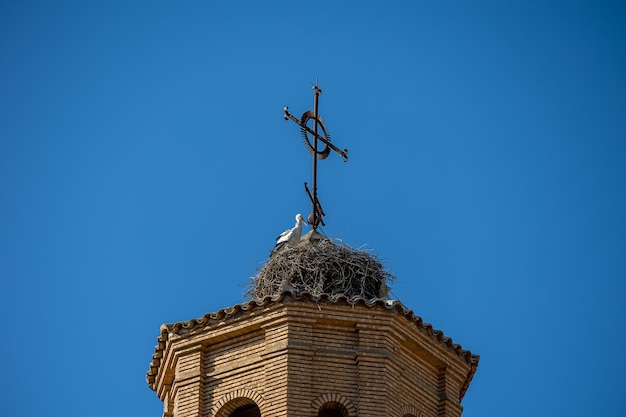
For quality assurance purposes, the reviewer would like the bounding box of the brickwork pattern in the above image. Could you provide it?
[148,293,478,417]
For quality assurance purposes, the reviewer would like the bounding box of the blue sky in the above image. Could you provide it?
[1,1,625,416]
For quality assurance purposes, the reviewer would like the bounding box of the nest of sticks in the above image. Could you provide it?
[247,238,394,301]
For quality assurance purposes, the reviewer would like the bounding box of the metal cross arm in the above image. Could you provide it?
[283,107,349,162]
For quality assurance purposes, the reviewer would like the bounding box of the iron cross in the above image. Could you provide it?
[283,84,349,230]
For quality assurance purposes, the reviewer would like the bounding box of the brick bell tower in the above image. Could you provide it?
[146,232,479,417]
[146,86,478,417]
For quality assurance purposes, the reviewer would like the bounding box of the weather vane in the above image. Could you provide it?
[283,82,349,230]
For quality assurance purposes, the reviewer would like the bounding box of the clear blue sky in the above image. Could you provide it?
[1,1,625,416]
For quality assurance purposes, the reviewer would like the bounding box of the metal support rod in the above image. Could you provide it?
[304,182,325,226]
[312,86,321,229]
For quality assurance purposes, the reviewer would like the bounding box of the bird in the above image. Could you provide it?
[271,213,307,255]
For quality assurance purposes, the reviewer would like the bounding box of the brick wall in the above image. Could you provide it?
[149,294,478,417]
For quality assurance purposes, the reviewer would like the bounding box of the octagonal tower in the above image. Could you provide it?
[147,234,479,417]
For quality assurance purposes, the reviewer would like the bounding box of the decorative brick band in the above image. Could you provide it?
[311,393,357,417]
[212,389,264,417]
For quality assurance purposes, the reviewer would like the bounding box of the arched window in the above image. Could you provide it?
[399,404,423,417]
[213,391,263,417]
[230,403,261,417]
[318,401,349,417]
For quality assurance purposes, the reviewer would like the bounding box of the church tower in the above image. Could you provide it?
[146,231,478,417]
[146,87,479,417]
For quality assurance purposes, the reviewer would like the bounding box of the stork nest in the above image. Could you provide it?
[247,238,394,301]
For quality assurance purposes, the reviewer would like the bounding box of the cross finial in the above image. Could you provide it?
[283,84,349,230]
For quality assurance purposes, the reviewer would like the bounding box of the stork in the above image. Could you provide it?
[271,214,307,255]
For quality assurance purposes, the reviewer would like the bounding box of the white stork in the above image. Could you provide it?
[272,213,307,255]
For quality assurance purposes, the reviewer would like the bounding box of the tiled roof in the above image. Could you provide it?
[146,291,479,398]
